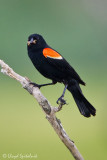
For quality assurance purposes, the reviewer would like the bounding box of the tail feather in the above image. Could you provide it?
[67,80,96,117]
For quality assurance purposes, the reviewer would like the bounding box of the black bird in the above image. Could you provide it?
[27,33,96,117]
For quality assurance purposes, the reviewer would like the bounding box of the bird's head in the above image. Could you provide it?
[27,34,46,51]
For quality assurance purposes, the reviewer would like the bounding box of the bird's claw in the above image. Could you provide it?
[57,96,66,105]
[29,82,41,88]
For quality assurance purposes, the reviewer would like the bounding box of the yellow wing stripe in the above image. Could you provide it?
[43,48,62,59]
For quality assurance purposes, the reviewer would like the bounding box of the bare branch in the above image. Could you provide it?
[0,59,84,160]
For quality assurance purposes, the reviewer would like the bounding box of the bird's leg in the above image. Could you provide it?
[57,84,68,105]
[30,81,57,89]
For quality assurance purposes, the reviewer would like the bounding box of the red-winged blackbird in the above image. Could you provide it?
[27,34,96,117]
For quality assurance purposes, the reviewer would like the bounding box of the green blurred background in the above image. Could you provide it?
[0,0,107,159]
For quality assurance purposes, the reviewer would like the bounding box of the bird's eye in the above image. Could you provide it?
[33,39,37,44]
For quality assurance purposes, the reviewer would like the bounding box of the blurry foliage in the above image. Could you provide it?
[0,0,107,159]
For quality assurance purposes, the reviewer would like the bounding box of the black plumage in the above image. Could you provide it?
[27,33,96,117]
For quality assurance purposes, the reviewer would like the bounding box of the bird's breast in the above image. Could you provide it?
[28,50,69,82]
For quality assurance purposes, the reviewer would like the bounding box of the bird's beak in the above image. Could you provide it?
[27,38,36,46]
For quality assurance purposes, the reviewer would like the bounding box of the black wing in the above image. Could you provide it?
[46,56,85,85]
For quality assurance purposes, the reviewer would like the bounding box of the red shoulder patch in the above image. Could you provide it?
[43,48,62,59]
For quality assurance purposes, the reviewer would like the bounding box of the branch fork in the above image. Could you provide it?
[0,59,84,160]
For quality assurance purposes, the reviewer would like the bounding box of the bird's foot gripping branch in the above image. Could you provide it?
[27,34,96,118]
[0,59,84,160]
